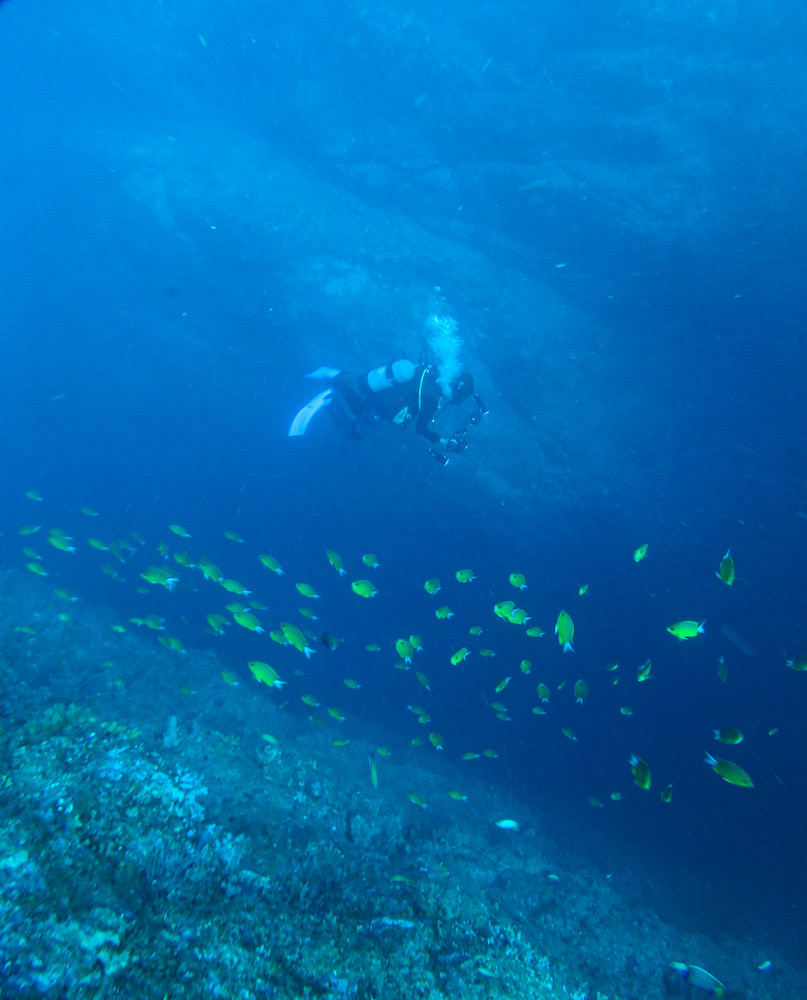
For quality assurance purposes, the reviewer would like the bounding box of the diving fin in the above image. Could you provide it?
[288,388,333,437]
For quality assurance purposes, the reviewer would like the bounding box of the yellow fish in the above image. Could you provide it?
[455,568,476,583]
[667,620,705,639]
[578,584,589,596]
[435,606,454,619]
[295,582,320,600]
[168,524,191,538]
[633,543,648,562]
[369,756,378,789]
[326,549,346,575]
[715,549,734,586]
[343,678,361,690]
[351,579,378,598]
[26,562,48,577]
[424,578,441,595]
[629,755,651,790]
[525,626,545,637]
[573,679,589,704]
[220,671,239,686]
[704,752,753,787]
[660,784,673,803]
[429,733,444,750]
[714,726,743,745]
[362,553,380,568]
[509,572,527,590]
[233,610,264,633]
[451,647,470,665]
[221,578,251,595]
[448,789,468,801]
[327,707,345,722]
[259,554,284,574]
[519,659,532,674]
[494,600,515,619]
[140,566,178,591]
[408,791,427,809]
[508,608,531,625]
[555,610,574,652]
[280,621,315,658]
[396,638,414,663]
[248,661,285,688]
[536,683,551,702]
[637,659,653,682]
[224,530,243,543]
[495,676,511,693]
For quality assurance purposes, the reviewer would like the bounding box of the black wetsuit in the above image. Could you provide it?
[336,365,445,443]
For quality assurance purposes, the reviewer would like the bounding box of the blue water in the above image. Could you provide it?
[2,0,807,977]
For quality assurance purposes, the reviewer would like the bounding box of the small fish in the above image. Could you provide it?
[259,554,284,574]
[620,706,634,717]
[280,621,315,657]
[343,678,361,690]
[415,671,430,690]
[578,583,589,596]
[525,626,545,637]
[87,538,108,551]
[197,558,223,582]
[494,676,511,693]
[574,679,589,704]
[429,732,444,750]
[327,707,346,722]
[469,625,484,636]
[25,491,43,502]
[660,784,673,803]
[47,531,75,553]
[295,582,320,600]
[435,605,454,620]
[494,819,520,831]
[369,756,378,789]
[786,656,807,671]
[26,561,48,577]
[140,566,178,590]
[409,634,423,652]
[633,543,648,562]
[351,579,378,598]
[331,738,349,747]
[667,620,705,640]
[220,671,239,686]
[493,600,515,619]
[482,749,499,758]
[715,549,735,586]
[455,568,476,583]
[479,648,496,657]
[629,755,651,790]
[555,610,574,652]
[714,726,743,745]
[451,647,470,665]
[448,789,467,801]
[365,643,381,652]
[670,963,725,997]
[248,661,285,688]
[636,659,653,682]
[424,578,441,595]
[509,572,527,590]
[536,683,551,702]
[408,791,427,809]
[301,694,320,707]
[168,524,191,538]
[508,607,531,625]
[561,727,578,742]
[234,610,264,633]
[326,549,346,575]
[224,530,243,543]
[377,747,391,757]
[610,792,622,802]
[362,553,380,568]
[298,607,318,620]
[531,706,546,715]
[519,659,532,674]
[18,525,41,535]
[221,578,251,596]
[396,638,414,663]
[704,751,753,787]
[319,632,339,650]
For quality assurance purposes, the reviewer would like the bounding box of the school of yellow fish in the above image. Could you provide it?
[18,500,795,826]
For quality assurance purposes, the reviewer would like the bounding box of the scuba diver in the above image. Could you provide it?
[288,357,488,465]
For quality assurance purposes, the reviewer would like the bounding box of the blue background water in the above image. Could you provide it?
[2,0,806,966]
